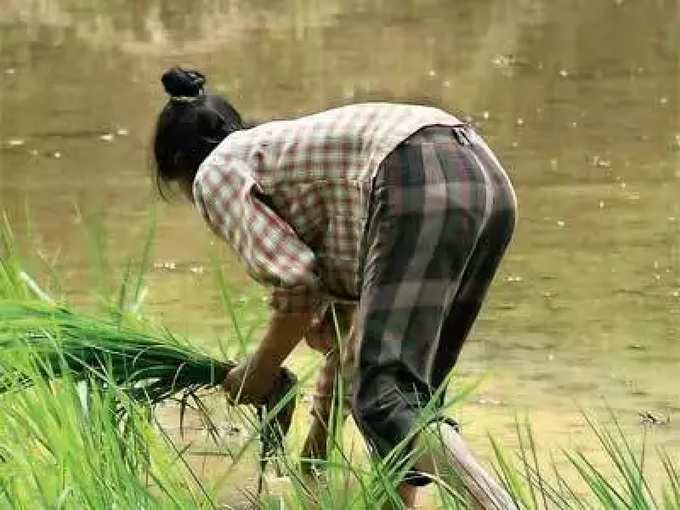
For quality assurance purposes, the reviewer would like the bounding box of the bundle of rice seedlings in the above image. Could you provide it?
[0,299,295,453]
[1,216,232,404]
[0,216,298,497]
[0,301,234,405]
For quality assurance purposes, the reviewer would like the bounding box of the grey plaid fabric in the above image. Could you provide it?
[352,125,517,477]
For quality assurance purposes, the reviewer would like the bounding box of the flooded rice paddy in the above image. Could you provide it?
[1,0,679,504]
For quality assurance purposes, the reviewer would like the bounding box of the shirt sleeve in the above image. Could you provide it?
[194,158,323,313]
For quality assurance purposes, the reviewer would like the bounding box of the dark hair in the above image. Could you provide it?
[153,66,243,198]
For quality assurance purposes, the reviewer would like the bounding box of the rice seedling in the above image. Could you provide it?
[0,367,214,509]
[0,301,234,402]
[1,213,678,509]
[0,216,295,503]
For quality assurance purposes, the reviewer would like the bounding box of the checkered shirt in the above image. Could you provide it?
[192,102,462,313]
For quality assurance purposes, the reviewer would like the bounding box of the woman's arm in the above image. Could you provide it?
[194,159,324,314]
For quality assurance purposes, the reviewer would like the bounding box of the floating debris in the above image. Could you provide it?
[549,158,559,171]
[99,133,114,143]
[492,55,514,67]
[671,134,680,150]
[491,54,518,68]
[511,141,519,148]
[638,410,670,427]
[556,220,565,228]
[116,128,129,136]
[154,261,176,271]
[559,68,569,78]
[570,121,578,128]
[547,354,555,361]
[427,69,437,78]
[5,68,15,75]
[506,275,523,283]
[482,111,490,120]
[668,217,677,222]
[627,344,646,351]
[477,397,503,406]
[53,151,61,159]
[189,266,205,275]
[599,200,605,209]
[672,290,679,298]
[516,118,525,127]
[7,139,25,147]
[29,149,38,156]
[659,97,668,105]
[590,155,611,168]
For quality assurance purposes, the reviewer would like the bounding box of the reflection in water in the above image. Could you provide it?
[1,0,679,498]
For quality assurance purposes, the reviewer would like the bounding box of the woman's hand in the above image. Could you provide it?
[223,355,276,404]
[223,310,313,404]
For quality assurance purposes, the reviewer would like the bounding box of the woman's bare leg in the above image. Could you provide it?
[413,422,517,509]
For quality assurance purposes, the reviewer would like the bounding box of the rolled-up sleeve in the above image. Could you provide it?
[194,159,323,313]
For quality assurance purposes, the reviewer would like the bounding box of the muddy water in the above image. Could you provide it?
[1,0,679,503]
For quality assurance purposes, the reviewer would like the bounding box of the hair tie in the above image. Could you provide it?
[170,95,202,103]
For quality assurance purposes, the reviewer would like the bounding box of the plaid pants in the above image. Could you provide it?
[353,125,517,476]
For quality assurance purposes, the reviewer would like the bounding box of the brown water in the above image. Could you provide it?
[1,0,679,504]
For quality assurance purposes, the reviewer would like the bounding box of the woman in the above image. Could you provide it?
[153,67,517,509]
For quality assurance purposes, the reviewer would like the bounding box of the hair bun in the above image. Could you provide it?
[161,67,206,98]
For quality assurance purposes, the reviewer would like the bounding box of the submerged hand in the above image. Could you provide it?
[223,310,314,404]
[223,356,277,405]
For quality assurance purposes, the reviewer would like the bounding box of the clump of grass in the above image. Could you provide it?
[0,355,215,508]
[0,214,296,506]
[489,414,680,510]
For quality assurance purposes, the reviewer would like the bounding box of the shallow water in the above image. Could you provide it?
[1,0,679,503]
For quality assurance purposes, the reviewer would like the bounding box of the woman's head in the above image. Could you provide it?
[153,67,243,199]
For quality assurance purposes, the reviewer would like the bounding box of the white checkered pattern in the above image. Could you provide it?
[193,103,462,312]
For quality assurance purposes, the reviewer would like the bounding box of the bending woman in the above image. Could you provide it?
[152,66,517,509]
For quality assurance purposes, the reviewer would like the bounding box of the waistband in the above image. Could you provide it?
[401,124,473,147]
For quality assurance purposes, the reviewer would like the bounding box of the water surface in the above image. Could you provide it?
[1,0,679,501]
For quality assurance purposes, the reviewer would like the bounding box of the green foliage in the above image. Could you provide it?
[0,216,678,509]
[0,301,234,405]
[0,372,212,509]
